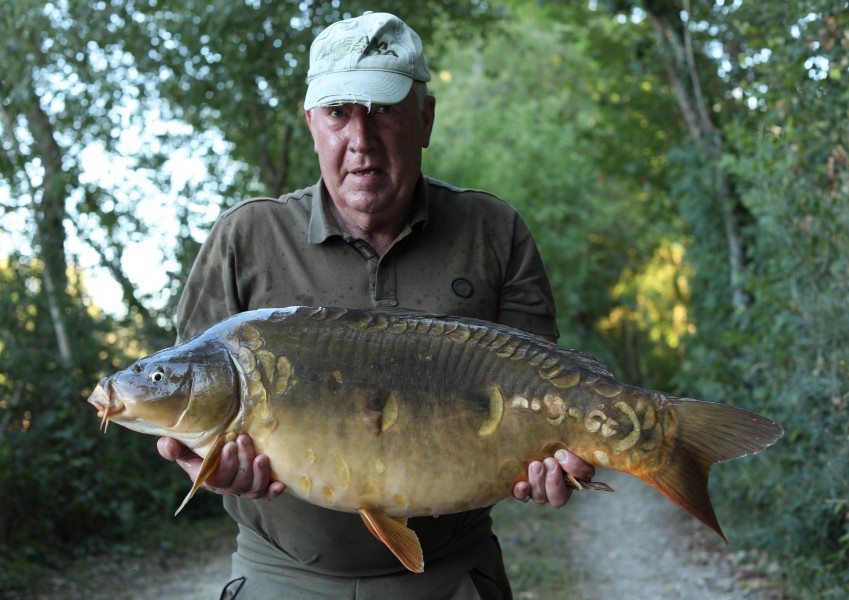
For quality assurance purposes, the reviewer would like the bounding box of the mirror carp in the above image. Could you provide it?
[87,306,783,573]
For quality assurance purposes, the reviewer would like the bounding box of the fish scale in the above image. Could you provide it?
[87,306,783,574]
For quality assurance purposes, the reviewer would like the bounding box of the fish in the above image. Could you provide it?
[87,306,783,573]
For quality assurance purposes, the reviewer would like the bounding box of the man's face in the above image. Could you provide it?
[305,90,436,223]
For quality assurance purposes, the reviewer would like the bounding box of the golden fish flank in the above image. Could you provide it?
[87,306,784,575]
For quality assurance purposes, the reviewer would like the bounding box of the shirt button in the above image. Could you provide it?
[451,278,474,299]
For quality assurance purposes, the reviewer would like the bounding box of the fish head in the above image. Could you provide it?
[87,340,240,446]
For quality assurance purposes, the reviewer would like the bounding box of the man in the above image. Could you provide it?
[158,12,594,599]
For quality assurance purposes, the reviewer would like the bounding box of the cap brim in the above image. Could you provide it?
[304,70,414,110]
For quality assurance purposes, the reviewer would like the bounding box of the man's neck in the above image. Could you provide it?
[328,201,409,257]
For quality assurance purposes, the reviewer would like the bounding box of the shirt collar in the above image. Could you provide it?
[308,176,430,245]
[307,179,337,244]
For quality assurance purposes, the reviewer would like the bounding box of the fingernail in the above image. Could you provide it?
[530,463,543,475]
[544,458,557,473]
[554,449,569,462]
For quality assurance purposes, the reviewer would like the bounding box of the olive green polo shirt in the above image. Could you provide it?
[175,175,558,578]
[177,176,558,341]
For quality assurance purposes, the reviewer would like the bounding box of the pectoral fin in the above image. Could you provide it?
[564,473,615,493]
[174,433,232,516]
[358,509,424,573]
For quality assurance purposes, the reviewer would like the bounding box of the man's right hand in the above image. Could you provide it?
[157,435,287,500]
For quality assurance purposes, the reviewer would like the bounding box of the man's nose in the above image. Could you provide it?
[346,109,376,152]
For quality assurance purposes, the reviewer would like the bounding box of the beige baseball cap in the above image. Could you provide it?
[304,12,431,110]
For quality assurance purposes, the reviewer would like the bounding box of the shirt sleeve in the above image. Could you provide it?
[496,212,560,340]
[175,214,244,343]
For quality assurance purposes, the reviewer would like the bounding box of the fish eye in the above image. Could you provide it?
[149,369,166,383]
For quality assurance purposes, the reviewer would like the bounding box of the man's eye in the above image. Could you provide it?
[374,105,393,114]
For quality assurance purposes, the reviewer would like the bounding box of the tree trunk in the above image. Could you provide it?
[647,3,747,311]
[27,97,74,366]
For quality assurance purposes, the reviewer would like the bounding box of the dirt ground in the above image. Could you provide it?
[494,470,783,600]
[36,470,783,599]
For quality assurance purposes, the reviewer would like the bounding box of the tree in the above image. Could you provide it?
[428,2,690,386]
[538,1,849,594]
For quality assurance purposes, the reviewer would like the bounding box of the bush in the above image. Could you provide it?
[0,255,221,593]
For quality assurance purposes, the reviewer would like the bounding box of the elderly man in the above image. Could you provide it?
[158,11,594,599]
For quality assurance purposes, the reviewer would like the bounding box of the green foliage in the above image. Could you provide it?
[0,255,221,594]
[528,1,849,594]
[709,70,849,600]
[2,1,848,596]
[425,8,685,388]
[642,1,849,595]
[492,501,576,598]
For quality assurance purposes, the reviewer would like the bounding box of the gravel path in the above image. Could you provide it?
[129,551,232,600]
[515,469,782,600]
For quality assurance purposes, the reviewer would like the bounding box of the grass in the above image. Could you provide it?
[493,500,586,600]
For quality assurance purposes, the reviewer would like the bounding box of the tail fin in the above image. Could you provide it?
[639,399,783,543]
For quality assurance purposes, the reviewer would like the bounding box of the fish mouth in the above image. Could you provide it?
[87,382,126,432]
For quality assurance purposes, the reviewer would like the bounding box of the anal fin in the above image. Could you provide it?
[359,509,424,573]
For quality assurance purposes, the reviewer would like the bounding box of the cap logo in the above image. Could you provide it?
[367,39,399,57]
[316,36,399,63]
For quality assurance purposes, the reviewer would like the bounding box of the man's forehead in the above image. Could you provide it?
[317,100,396,110]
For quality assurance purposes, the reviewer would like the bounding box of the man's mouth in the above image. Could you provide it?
[351,168,380,176]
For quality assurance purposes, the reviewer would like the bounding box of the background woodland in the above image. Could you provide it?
[1,1,847,596]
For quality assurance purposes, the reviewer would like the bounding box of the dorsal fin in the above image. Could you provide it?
[358,509,424,573]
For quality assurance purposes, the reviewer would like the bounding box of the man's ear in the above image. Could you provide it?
[421,95,436,149]
[304,109,318,153]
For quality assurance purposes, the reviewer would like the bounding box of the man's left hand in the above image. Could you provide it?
[512,449,595,508]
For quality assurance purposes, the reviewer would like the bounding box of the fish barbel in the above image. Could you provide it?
[87,306,783,573]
